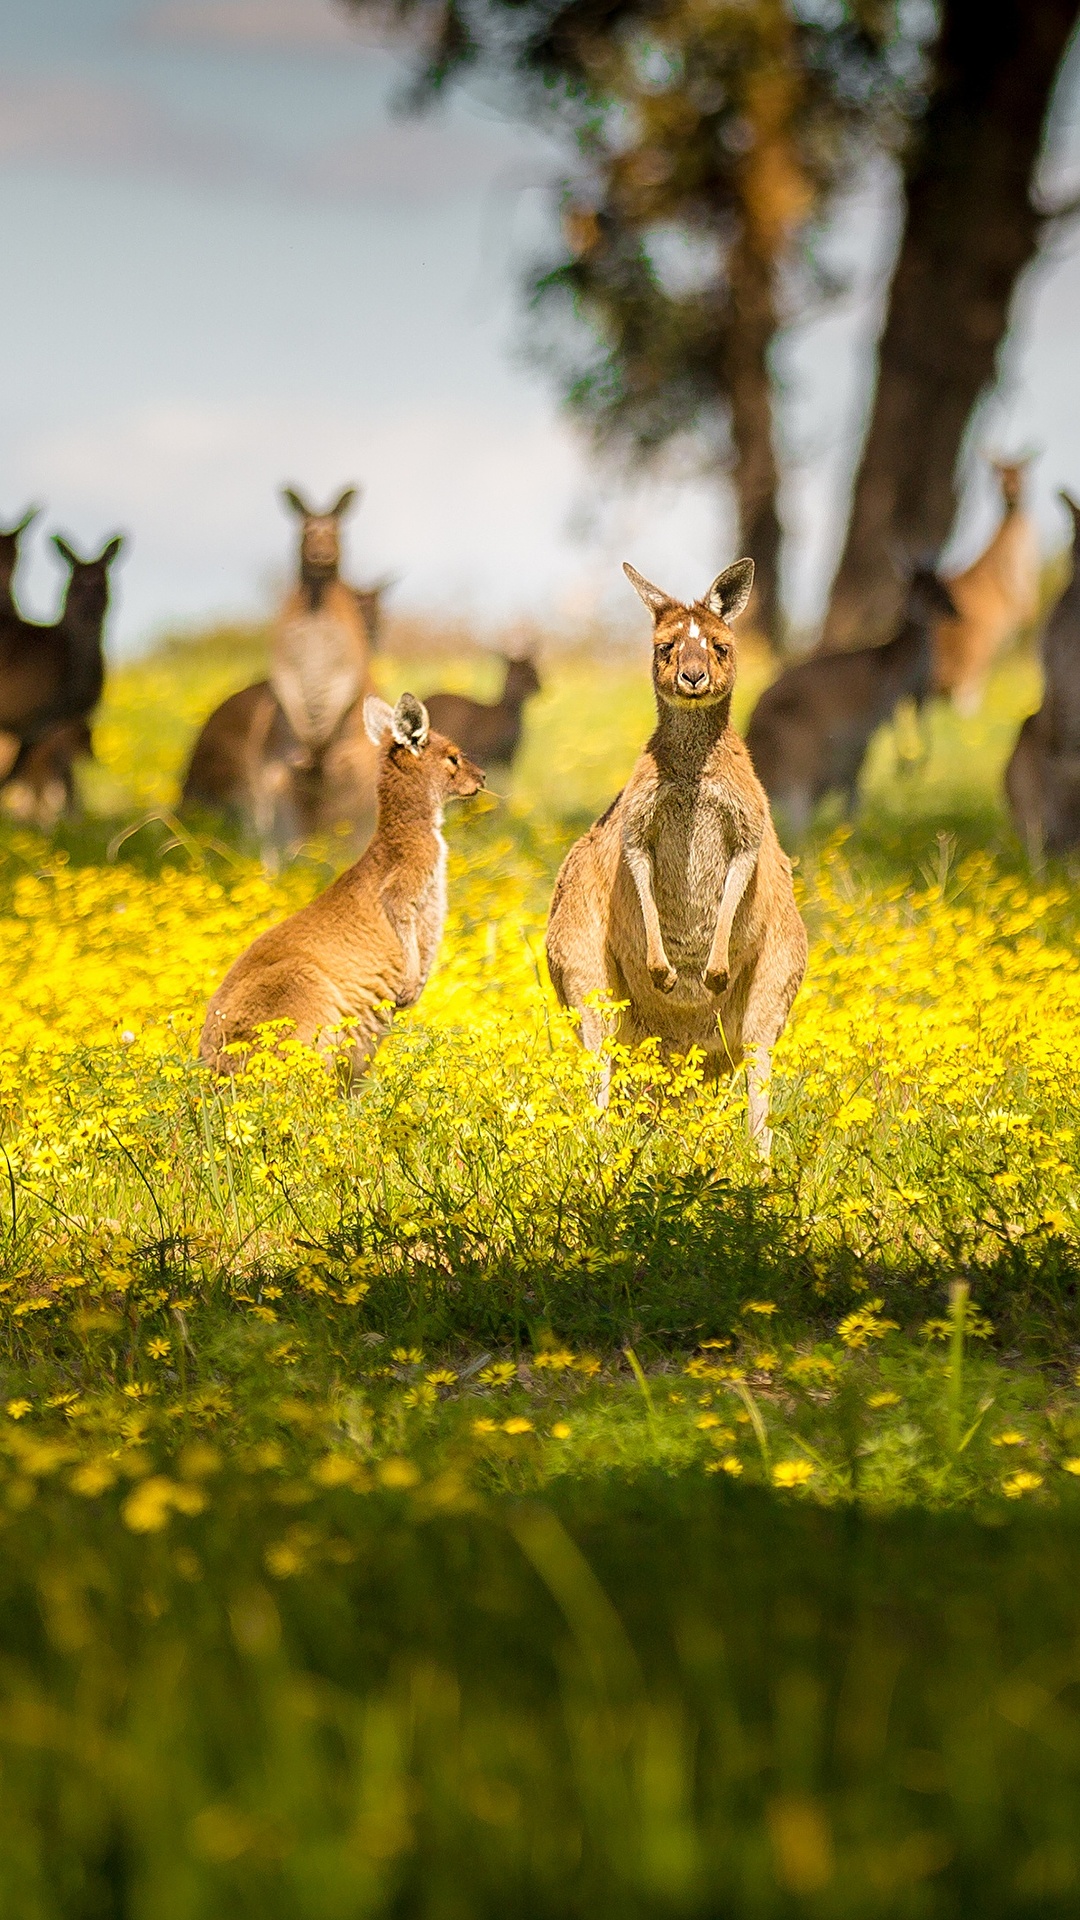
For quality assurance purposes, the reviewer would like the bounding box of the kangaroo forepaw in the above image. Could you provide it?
[649,962,677,994]
[704,965,729,997]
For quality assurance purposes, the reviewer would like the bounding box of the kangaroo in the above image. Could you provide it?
[0,533,122,744]
[182,487,379,852]
[744,568,958,837]
[423,654,541,773]
[0,507,40,624]
[934,458,1040,714]
[200,694,484,1082]
[1,719,94,829]
[546,560,806,1156]
[1005,492,1080,857]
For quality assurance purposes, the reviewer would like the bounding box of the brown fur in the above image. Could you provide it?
[1005,491,1080,857]
[1,719,94,830]
[423,655,541,770]
[546,560,807,1156]
[200,694,484,1082]
[745,569,958,837]
[0,534,121,744]
[180,486,380,852]
[0,507,40,623]
[934,458,1039,713]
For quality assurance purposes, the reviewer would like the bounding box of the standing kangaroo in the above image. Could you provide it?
[0,535,122,827]
[546,560,806,1155]
[200,694,484,1082]
[1005,492,1080,857]
[182,485,379,852]
[934,458,1040,714]
[744,568,958,836]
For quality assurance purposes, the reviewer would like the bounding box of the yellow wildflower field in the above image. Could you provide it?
[0,623,1077,1514]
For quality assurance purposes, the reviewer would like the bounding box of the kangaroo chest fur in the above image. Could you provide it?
[273,608,364,749]
[411,828,449,976]
[631,767,754,970]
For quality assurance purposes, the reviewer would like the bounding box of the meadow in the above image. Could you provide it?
[2,616,1080,1914]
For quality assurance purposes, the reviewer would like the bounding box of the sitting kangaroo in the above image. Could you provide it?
[423,654,541,773]
[199,694,484,1083]
[546,559,806,1156]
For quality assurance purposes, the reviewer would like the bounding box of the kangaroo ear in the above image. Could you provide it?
[99,535,124,565]
[363,695,395,746]
[11,506,41,537]
[281,487,312,519]
[52,534,78,567]
[330,486,359,518]
[391,693,429,754]
[623,562,674,618]
[705,559,754,624]
[1059,490,1080,534]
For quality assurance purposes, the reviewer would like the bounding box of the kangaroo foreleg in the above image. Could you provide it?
[623,840,675,992]
[704,848,757,995]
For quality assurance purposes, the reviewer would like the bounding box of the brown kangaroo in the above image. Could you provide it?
[0,507,40,623]
[934,458,1040,714]
[423,654,541,772]
[200,694,484,1082]
[744,568,958,837]
[1005,491,1080,857]
[1,719,94,829]
[546,560,806,1156]
[182,486,379,852]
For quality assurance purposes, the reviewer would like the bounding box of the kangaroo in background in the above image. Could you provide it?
[200,693,484,1082]
[182,485,380,853]
[546,559,806,1157]
[0,507,40,624]
[744,568,958,837]
[1005,492,1080,857]
[0,535,122,827]
[934,457,1040,714]
[423,653,541,773]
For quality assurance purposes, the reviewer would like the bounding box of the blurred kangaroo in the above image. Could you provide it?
[423,653,541,774]
[744,568,958,837]
[1005,492,1080,857]
[0,507,40,624]
[182,486,379,851]
[0,534,122,819]
[546,560,806,1156]
[200,694,484,1082]
[934,457,1039,715]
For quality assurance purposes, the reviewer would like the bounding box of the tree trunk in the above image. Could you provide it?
[821,0,1080,652]
[726,224,784,652]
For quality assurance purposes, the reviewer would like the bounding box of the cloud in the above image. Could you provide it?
[0,66,532,205]
[134,0,382,52]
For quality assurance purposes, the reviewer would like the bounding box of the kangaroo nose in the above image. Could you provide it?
[679,664,706,687]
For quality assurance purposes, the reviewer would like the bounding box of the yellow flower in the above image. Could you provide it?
[502,1416,534,1436]
[1062,1458,1080,1476]
[991,1430,1026,1448]
[773,1460,815,1489]
[550,1422,572,1440]
[1002,1471,1043,1499]
[705,1455,743,1477]
[5,1399,31,1420]
[377,1457,420,1490]
[867,1391,900,1408]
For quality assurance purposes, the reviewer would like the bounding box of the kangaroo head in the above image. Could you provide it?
[52,533,124,627]
[624,558,753,708]
[0,506,40,593]
[905,566,958,625]
[992,456,1033,512]
[282,484,358,581]
[364,694,485,801]
[1060,491,1080,549]
[503,653,541,700]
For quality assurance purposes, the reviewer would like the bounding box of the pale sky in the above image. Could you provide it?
[1,0,1079,651]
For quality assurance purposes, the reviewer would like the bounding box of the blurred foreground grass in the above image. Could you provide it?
[0,617,1077,1914]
